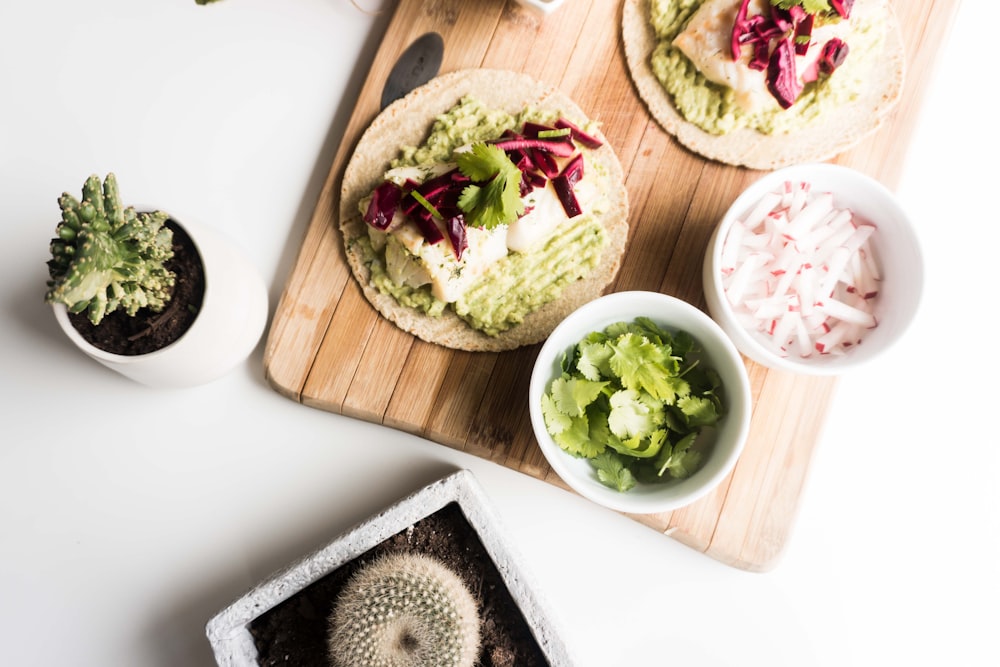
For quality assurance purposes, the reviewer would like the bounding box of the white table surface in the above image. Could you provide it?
[2,1,996,665]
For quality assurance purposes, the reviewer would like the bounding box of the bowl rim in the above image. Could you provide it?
[528,290,752,514]
[703,162,924,376]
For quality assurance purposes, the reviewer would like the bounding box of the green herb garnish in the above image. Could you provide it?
[540,317,726,492]
[410,190,443,219]
[456,143,524,230]
[770,0,837,15]
[591,450,638,493]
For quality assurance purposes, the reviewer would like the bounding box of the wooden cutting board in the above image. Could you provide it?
[264,0,956,571]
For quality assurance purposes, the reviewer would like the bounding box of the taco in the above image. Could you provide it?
[622,0,906,169]
[339,69,629,352]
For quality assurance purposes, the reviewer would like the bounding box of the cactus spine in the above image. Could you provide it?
[45,173,175,325]
[327,553,481,667]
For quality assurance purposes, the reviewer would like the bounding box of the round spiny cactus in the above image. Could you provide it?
[45,173,175,325]
[327,553,481,667]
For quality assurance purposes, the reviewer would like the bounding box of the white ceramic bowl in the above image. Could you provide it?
[528,291,752,515]
[703,163,923,376]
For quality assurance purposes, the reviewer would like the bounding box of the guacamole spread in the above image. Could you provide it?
[649,0,884,135]
[356,97,610,337]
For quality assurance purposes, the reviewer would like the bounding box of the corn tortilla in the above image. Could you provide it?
[339,69,629,352]
[622,0,906,169]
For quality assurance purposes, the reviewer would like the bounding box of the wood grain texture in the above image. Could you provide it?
[263,0,958,571]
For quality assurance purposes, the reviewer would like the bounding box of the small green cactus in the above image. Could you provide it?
[327,553,481,667]
[45,173,176,326]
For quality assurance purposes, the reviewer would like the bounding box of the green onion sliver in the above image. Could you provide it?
[410,190,442,219]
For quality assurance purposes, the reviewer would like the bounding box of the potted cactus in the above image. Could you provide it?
[45,173,268,388]
[327,552,481,667]
[207,470,574,666]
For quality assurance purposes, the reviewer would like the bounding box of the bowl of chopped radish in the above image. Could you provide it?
[703,163,923,375]
[529,291,752,515]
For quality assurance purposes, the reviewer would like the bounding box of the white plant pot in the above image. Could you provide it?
[52,212,268,389]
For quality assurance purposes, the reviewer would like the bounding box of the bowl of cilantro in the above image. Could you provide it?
[529,291,752,514]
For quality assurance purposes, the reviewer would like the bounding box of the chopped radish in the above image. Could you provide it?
[719,181,882,358]
[719,221,746,272]
[814,296,877,328]
[744,191,783,229]
[782,192,833,241]
[724,251,768,306]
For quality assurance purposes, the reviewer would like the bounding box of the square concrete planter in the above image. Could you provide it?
[206,469,574,666]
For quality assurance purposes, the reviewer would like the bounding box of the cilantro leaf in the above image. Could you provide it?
[607,427,667,460]
[540,393,573,436]
[553,415,601,458]
[576,339,614,381]
[655,432,702,479]
[548,376,607,418]
[455,143,524,230]
[543,392,602,457]
[677,394,720,428]
[586,405,615,448]
[628,317,672,347]
[607,388,664,439]
[602,321,637,339]
[607,333,683,402]
[662,409,688,434]
[591,451,637,492]
[670,329,697,358]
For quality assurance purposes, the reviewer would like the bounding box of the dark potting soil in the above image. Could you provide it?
[248,502,550,667]
[67,220,205,356]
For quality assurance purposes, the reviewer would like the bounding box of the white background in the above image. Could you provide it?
[2,1,996,665]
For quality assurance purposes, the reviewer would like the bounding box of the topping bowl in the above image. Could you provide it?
[703,163,923,376]
[528,291,752,515]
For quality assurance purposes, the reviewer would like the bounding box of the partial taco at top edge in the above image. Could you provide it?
[339,69,630,352]
[622,0,906,169]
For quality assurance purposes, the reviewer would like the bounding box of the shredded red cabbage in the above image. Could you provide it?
[363,119,598,257]
[830,0,853,19]
[560,153,585,186]
[730,0,851,110]
[520,122,551,137]
[523,170,547,192]
[363,180,402,230]
[491,136,576,158]
[407,203,444,245]
[416,169,470,203]
[530,148,560,178]
[769,6,792,34]
[766,37,802,110]
[818,37,849,74]
[731,0,752,60]
[446,215,468,259]
[750,37,770,71]
[552,154,585,219]
[793,13,814,56]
